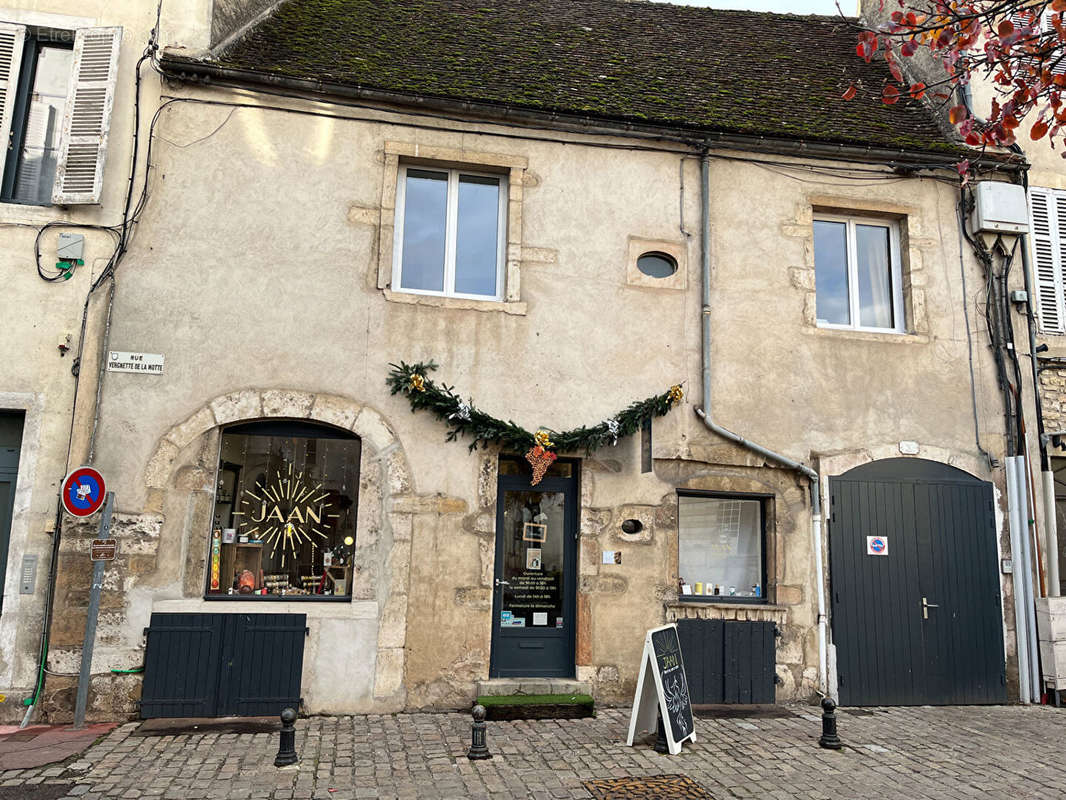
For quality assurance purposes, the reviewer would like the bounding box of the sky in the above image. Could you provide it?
[653,0,854,14]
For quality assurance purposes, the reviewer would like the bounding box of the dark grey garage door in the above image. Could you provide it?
[829,458,1006,706]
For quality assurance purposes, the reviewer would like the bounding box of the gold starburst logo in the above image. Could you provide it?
[232,462,340,566]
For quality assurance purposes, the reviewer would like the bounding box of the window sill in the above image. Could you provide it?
[808,325,928,345]
[665,600,788,623]
[0,201,69,225]
[673,599,779,611]
[383,288,526,316]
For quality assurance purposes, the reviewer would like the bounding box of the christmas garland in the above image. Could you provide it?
[387,361,683,483]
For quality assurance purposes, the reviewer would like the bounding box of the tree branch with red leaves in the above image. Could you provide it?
[848,1,1066,156]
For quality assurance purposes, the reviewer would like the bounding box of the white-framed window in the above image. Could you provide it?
[391,165,507,301]
[813,214,904,333]
[1029,187,1066,334]
[0,23,121,206]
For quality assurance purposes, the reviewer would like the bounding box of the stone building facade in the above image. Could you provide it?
[0,0,1039,722]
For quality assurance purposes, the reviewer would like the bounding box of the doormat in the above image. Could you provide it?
[693,704,796,719]
[583,775,714,799]
[133,717,278,736]
[476,693,594,721]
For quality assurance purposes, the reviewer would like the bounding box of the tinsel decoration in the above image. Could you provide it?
[387,360,684,478]
[605,418,620,445]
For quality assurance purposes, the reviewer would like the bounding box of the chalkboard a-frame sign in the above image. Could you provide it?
[625,623,696,755]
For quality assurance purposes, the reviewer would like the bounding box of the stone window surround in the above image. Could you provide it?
[626,236,687,291]
[143,389,421,709]
[786,195,931,342]
[377,141,528,315]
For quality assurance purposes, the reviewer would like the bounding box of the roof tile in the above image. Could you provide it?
[208,0,959,153]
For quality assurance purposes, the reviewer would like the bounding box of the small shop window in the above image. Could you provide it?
[206,420,360,600]
[677,492,766,602]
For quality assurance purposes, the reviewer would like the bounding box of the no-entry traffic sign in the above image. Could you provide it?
[62,466,107,517]
[866,535,888,556]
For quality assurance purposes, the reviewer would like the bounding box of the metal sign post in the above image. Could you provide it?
[73,491,114,730]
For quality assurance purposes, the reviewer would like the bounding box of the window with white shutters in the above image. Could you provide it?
[0,25,119,207]
[1029,187,1066,335]
[52,27,121,205]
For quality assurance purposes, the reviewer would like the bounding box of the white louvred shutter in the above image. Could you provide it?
[0,24,26,189]
[1029,187,1066,334]
[52,27,121,205]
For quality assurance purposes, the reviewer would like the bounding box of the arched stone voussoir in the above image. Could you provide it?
[143,389,411,493]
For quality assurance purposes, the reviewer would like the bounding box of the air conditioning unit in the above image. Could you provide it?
[971,181,1029,235]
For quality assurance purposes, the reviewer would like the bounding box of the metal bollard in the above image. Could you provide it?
[653,712,669,754]
[274,707,299,767]
[818,696,842,750]
[467,704,492,760]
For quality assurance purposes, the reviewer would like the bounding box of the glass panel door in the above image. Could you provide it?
[490,464,577,678]
[499,490,565,630]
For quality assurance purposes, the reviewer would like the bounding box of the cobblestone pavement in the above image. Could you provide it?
[2,705,1066,799]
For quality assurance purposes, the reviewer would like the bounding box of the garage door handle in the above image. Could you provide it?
[922,597,939,619]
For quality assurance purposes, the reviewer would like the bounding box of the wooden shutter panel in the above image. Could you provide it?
[1029,187,1066,334]
[51,27,121,205]
[0,24,26,189]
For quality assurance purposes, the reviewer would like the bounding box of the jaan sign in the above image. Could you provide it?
[107,351,164,374]
[90,539,117,561]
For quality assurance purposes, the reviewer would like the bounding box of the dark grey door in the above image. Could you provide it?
[677,619,776,704]
[829,458,1006,705]
[140,612,307,718]
[489,460,577,678]
[0,412,24,617]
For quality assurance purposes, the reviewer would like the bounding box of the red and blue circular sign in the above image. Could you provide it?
[62,466,106,517]
[869,537,887,553]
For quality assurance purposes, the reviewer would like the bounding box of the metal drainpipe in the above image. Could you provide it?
[1015,167,1059,597]
[694,152,828,695]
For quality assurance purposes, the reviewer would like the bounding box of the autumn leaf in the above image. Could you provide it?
[998,18,1015,38]
[842,83,857,101]
[909,82,927,99]
[882,85,901,104]
[857,32,878,62]
[949,104,968,124]
[1032,119,1050,139]
[901,39,919,57]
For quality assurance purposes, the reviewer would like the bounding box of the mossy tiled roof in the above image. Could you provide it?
[205,0,958,154]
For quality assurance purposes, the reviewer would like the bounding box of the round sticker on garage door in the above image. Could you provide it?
[866,535,888,556]
[61,466,106,517]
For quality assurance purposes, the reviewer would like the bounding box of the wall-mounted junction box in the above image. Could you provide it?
[971,181,1029,235]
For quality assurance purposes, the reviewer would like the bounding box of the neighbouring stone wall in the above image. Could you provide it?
[1040,367,1066,433]
[41,511,163,721]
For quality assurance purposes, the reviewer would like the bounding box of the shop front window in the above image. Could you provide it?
[677,492,766,602]
[206,420,360,600]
